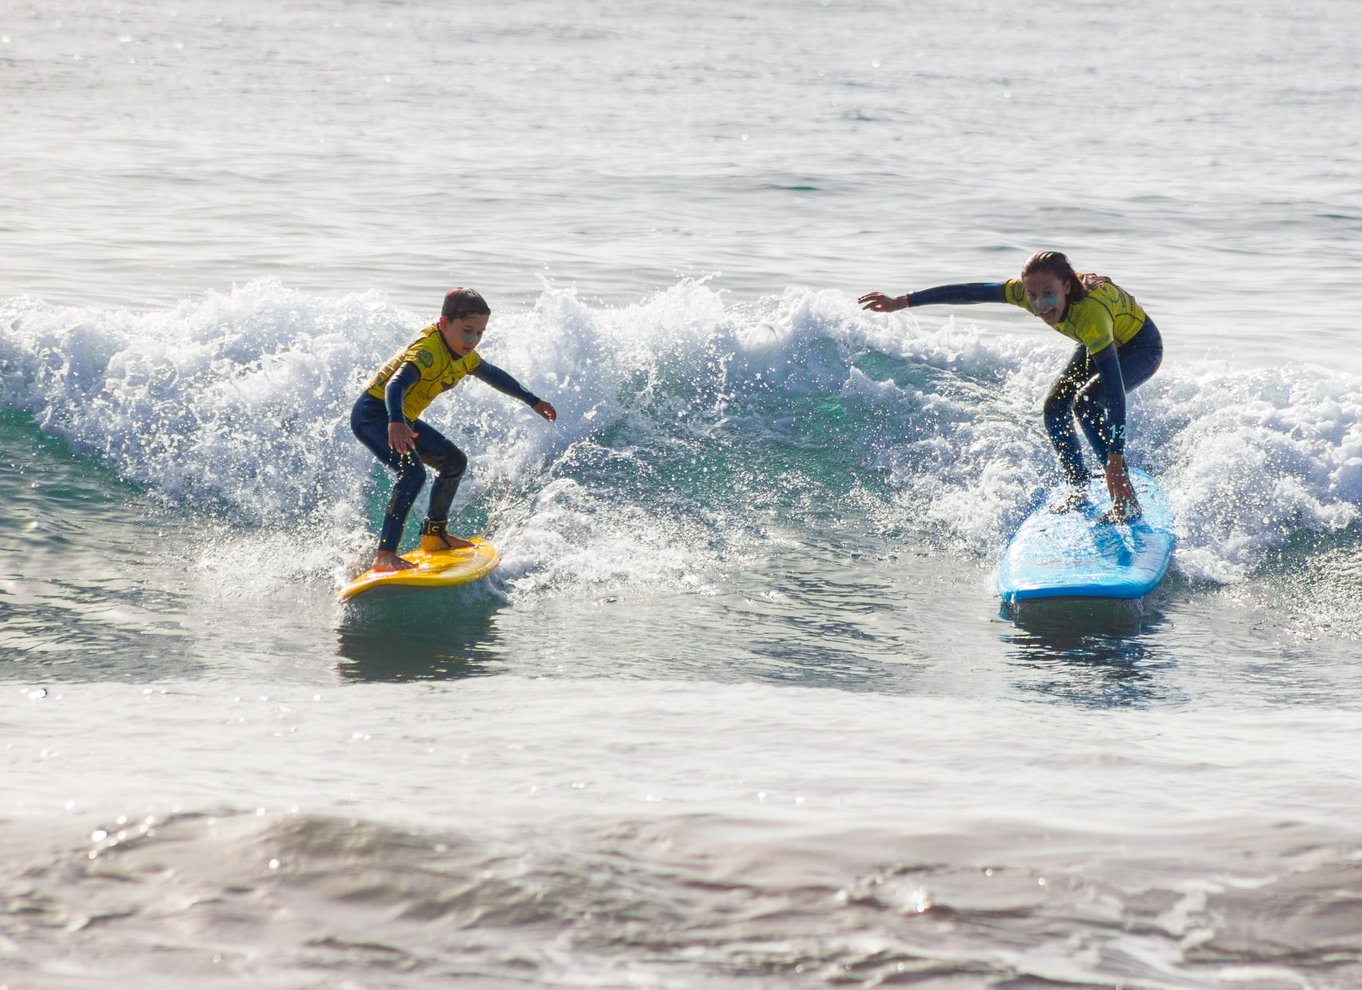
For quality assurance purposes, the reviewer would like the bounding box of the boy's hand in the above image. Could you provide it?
[387,421,417,454]
[533,401,557,422]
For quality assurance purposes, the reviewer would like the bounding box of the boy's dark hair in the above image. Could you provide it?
[442,287,491,322]
[1020,251,1110,306]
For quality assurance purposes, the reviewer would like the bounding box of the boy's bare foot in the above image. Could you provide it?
[372,550,416,572]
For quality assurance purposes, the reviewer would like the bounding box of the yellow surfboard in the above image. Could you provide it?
[338,537,501,603]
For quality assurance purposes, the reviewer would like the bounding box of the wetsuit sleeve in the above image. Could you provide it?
[471,359,541,407]
[384,362,421,422]
[906,283,1007,307]
[1090,344,1127,454]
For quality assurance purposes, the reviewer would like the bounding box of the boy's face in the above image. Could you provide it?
[440,313,489,356]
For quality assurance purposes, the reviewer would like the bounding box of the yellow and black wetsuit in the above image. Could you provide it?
[350,324,541,552]
[904,280,1163,483]
[1001,277,1148,353]
[365,324,490,421]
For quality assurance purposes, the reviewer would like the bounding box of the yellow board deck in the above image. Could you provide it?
[338,537,501,603]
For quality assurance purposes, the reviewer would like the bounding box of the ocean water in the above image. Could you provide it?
[4,1,1362,987]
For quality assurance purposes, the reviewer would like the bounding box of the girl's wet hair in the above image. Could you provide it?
[442,287,491,321]
[1021,251,1109,306]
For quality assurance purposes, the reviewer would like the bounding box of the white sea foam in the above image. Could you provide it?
[3,281,1360,591]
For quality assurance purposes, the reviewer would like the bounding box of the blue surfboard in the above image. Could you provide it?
[997,469,1175,603]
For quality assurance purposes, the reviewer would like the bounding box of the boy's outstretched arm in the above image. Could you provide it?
[472,360,556,421]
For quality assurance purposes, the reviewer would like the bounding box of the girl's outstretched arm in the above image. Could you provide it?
[859,283,1006,311]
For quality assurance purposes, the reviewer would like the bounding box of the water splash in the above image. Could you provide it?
[3,280,1359,591]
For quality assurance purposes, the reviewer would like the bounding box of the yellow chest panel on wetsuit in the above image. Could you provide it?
[1003,278,1147,354]
[364,324,482,421]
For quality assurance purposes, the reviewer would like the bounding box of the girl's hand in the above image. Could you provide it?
[858,292,910,312]
[533,400,557,422]
[1103,453,1141,522]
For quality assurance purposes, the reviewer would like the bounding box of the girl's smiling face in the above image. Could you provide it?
[1021,271,1071,325]
[440,313,489,356]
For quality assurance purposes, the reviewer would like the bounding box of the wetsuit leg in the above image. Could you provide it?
[1072,320,1165,464]
[351,395,429,553]
[1043,346,1093,485]
[410,423,468,523]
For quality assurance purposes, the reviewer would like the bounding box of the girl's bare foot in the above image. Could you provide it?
[1050,488,1089,513]
[1102,495,1142,524]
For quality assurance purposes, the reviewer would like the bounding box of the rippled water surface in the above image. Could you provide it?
[4,1,1362,986]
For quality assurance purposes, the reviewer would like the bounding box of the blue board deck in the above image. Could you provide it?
[997,469,1175,603]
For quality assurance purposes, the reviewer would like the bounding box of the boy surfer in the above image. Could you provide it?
[350,287,556,572]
